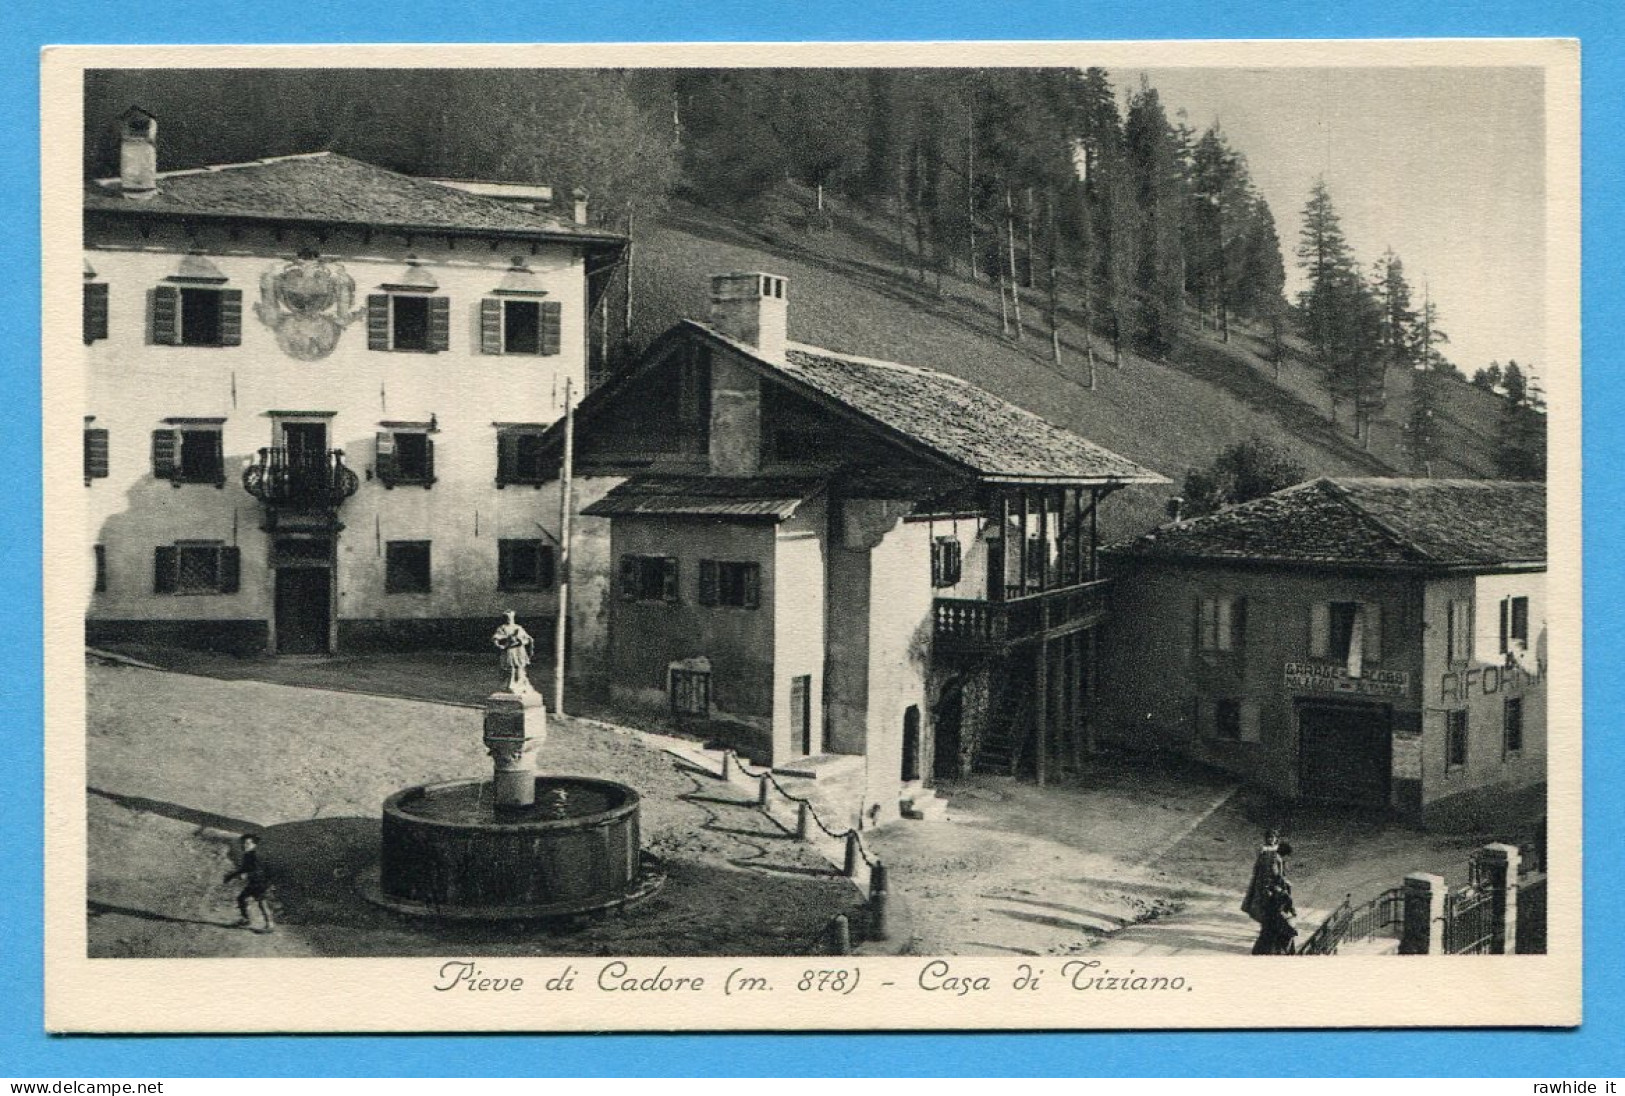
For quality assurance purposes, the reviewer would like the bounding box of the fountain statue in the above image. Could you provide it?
[366,613,662,920]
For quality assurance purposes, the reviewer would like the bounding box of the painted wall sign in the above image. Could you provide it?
[1439,660,1544,702]
[1284,661,1409,698]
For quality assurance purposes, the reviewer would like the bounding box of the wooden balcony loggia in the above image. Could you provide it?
[933,578,1113,654]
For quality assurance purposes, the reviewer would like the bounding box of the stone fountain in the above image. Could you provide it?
[366,613,663,920]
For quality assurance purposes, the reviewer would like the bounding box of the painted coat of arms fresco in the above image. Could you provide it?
[254,252,365,360]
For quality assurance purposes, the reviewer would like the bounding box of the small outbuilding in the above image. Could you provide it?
[1097,477,1546,825]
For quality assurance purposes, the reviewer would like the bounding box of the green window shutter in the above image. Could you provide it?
[84,428,109,481]
[422,437,435,486]
[428,296,451,352]
[662,558,680,602]
[497,540,515,589]
[367,294,390,350]
[219,289,243,346]
[84,282,109,344]
[151,429,179,480]
[540,301,562,356]
[374,432,397,487]
[480,299,504,355]
[496,430,519,487]
[1499,597,1510,653]
[1309,602,1330,658]
[219,547,241,593]
[151,286,180,345]
[619,556,637,600]
[699,560,719,606]
[153,545,178,593]
[743,564,760,609]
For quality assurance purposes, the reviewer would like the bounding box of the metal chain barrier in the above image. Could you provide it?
[725,750,877,867]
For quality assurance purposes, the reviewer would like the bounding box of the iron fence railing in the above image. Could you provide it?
[1298,887,1405,955]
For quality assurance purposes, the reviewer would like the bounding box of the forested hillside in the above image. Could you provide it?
[85,67,1543,537]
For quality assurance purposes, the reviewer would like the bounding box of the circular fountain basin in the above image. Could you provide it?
[368,776,663,920]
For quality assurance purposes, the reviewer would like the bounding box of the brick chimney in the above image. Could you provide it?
[118,107,159,200]
[708,272,787,364]
[571,187,589,225]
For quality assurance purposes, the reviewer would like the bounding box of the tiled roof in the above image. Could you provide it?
[677,325,1164,486]
[1111,478,1545,569]
[85,152,620,243]
[582,475,826,522]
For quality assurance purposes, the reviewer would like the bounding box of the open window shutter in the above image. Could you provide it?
[1363,602,1383,663]
[367,295,390,350]
[743,565,761,609]
[497,540,515,588]
[539,545,555,589]
[1309,602,1330,658]
[84,282,109,344]
[219,547,241,593]
[1231,597,1248,652]
[699,560,719,606]
[1239,700,1262,743]
[151,286,180,345]
[1512,598,1529,646]
[427,296,451,352]
[1215,598,1233,652]
[662,558,680,602]
[151,429,179,480]
[1499,597,1510,654]
[219,289,243,346]
[619,556,636,599]
[374,432,397,487]
[540,301,562,356]
[84,428,109,481]
[422,437,435,485]
[480,299,504,355]
[496,430,518,487]
[153,546,177,593]
[208,431,225,486]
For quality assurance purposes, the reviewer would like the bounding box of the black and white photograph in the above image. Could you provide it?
[45,41,1579,1032]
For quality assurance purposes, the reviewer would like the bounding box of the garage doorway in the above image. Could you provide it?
[1297,701,1392,807]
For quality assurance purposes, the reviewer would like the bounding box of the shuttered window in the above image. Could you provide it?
[154,543,239,595]
[83,282,109,344]
[1446,710,1469,770]
[151,286,241,347]
[1503,697,1524,758]
[1500,595,1530,653]
[84,428,109,483]
[153,428,225,486]
[1197,596,1246,652]
[495,428,548,487]
[620,555,679,602]
[498,539,555,591]
[375,431,435,488]
[699,560,761,609]
[931,537,963,589]
[1310,600,1382,665]
[480,298,563,356]
[1447,598,1474,664]
[368,294,451,352]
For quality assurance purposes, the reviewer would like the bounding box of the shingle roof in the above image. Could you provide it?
[85,152,620,243]
[583,475,826,522]
[1111,478,1545,569]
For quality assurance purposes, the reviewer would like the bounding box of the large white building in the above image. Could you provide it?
[84,108,624,655]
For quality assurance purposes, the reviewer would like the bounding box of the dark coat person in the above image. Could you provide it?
[1242,830,1286,923]
[1251,879,1299,955]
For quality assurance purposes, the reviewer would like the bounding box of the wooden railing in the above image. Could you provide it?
[242,447,360,508]
[933,579,1112,650]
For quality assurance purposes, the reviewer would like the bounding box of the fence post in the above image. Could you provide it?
[796,800,811,841]
[868,860,890,942]
[757,774,771,808]
[1400,872,1445,955]
[1475,843,1520,954]
[827,914,852,956]
[843,832,860,878]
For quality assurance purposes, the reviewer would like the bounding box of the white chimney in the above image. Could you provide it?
[708,272,788,364]
[572,187,589,225]
[118,107,159,200]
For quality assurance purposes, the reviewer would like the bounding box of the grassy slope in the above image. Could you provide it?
[624,189,1507,541]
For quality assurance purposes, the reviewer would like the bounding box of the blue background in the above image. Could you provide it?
[4,0,1619,1078]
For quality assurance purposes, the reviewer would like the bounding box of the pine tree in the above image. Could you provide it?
[1125,80,1187,359]
[1296,179,1380,433]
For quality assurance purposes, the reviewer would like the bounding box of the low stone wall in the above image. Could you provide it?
[87,619,268,657]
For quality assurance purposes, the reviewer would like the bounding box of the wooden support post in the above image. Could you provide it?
[1017,489,1029,596]
[1072,488,1085,586]
[1035,637,1049,787]
[1037,489,1050,593]
[992,492,1010,602]
[1089,488,1100,582]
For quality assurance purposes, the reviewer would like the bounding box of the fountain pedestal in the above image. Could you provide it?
[484,686,546,809]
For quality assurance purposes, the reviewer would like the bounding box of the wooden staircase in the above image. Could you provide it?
[972,688,1032,776]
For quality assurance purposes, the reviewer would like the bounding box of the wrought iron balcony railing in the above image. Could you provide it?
[242,447,360,508]
[933,578,1112,652]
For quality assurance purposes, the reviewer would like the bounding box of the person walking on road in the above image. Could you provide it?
[1241,828,1287,924]
[225,833,275,933]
